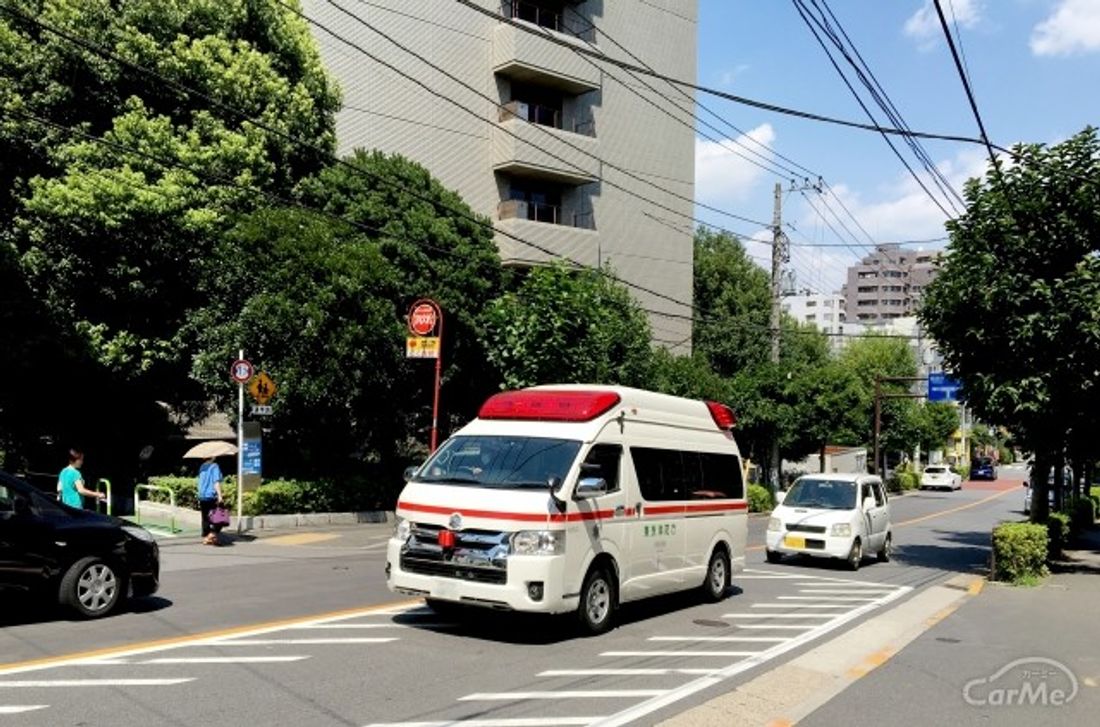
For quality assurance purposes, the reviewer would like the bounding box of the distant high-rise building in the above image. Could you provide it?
[303,0,699,347]
[841,244,942,323]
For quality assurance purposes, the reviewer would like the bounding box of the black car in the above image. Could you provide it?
[0,471,159,618]
[971,458,997,481]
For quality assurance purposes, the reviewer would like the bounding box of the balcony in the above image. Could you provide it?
[495,201,599,268]
[499,100,595,137]
[493,13,600,94]
[492,116,599,184]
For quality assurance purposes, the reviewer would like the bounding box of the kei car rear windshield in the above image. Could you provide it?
[412,436,581,489]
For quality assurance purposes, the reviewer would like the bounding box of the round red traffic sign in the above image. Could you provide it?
[230,359,254,384]
[409,302,438,336]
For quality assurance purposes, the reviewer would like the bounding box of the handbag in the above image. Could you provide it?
[209,505,231,528]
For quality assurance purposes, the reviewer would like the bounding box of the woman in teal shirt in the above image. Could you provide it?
[58,449,105,508]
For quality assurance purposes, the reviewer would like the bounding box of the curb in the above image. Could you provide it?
[659,572,985,727]
[137,501,391,534]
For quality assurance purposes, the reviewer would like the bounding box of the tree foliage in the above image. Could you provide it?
[920,128,1100,518]
[482,264,653,390]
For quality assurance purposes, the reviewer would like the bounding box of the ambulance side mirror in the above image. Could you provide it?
[575,478,608,500]
[403,466,419,483]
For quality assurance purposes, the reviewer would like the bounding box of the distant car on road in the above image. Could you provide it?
[971,458,997,481]
[0,471,159,618]
[766,473,891,571]
[920,465,962,491]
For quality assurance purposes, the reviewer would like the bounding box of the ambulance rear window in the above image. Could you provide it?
[630,448,744,501]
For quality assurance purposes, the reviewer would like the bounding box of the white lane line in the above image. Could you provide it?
[734,625,817,630]
[600,651,759,658]
[0,706,48,714]
[793,580,898,586]
[209,638,397,645]
[591,585,912,727]
[294,624,407,629]
[750,603,853,609]
[460,690,667,701]
[0,679,193,688]
[648,636,787,643]
[538,669,719,677]
[142,656,310,664]
[732,575,801,580]
[722,613,835,619]
[363,719,604,727]
[797,588,898,594]
[777,596,879,602]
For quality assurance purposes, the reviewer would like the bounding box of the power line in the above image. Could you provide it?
[453,0,1011,153]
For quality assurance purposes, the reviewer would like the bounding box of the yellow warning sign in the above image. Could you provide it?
[406,336,440,359]
[248,371,277,405]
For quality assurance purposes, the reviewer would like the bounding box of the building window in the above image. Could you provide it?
[806,314,816,321]
[806,300,817,307]
[858,271,878,279]
[857,300,878,307]
[857,286,878,294]
[500,179,563,224]
[824,300,833,307]
[824,313,833,321]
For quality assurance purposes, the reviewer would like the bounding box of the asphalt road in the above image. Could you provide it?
[0,469,1027,726]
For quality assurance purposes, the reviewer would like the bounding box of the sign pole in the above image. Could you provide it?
[430,310,444,453]
[236,347,244,533]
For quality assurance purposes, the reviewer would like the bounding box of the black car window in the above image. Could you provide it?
[580,444,622,492]
[0,483,12,512]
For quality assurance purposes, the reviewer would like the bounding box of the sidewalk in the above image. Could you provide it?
[797,531,1100,726]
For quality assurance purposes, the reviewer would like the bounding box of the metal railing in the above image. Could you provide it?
[499,101,596,137]
[94,478,112,516]
[135,483,177,533]
[498,199,560,225]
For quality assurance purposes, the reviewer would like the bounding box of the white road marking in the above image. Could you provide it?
[538,669,720,677]
[0,706,48,714]
[722,613,836,619]
[0,679,193,688]
[793,580,897,587]
[797,588,897,594]
[142,656,310,664]
[750,603,853,609]
[591,585,912,727]
[599,651,759,658]
[363,719,604,727]
[777,596,879,602]
[648,636,787,643]
[294,624,407,629]
[733,625,818,630]
[209,638,397,645]
[460,690,667,701]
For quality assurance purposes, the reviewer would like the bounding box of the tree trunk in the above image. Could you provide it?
[1054,450,1066,513]
[1032,452,1051,523]
[819,443,826,474]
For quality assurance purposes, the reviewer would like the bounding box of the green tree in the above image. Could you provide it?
[482,264,652,390]
[787,361,865,472]
[920,129,1100,520]
[918,402,962,454]
[0,0,341,464]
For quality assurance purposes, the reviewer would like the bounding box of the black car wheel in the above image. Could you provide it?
[60,557,123,618]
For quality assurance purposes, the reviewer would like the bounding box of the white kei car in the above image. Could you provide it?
[920,465,962,491]
[766,474,892,571]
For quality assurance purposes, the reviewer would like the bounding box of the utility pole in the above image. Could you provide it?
[768,182,784,491]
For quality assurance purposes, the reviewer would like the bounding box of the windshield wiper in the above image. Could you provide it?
[415,476,483,485]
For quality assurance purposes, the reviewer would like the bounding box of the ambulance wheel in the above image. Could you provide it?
[702,548,731,602]
[577,565,615,635]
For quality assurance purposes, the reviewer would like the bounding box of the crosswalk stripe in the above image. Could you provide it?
[142,657,310,664]
[538,669,719,677]
[722,613,836,619]
[363,719,603,727]
[0,706,48,714]
[209,638,397,645]
[750,603,853,609]
[0,679,192,687]
[778,596,878,601]
[648,636,787,643]
[599,651,758,658]
[460,690,667,700]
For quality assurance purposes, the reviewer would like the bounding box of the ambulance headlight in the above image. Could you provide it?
[394,517,411,542]
[511,530,566,555]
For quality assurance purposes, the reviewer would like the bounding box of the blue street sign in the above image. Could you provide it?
[928,373,962,402]
[241,438,262,476]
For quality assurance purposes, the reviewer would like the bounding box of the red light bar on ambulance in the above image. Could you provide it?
[706,400,737,430]
[479,390,622,422]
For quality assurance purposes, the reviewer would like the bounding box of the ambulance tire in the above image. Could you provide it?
[702,548,731,602]
[577,565,616,635]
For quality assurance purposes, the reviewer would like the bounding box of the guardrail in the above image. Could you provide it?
[135,483,177,533]
[94,478,112,516]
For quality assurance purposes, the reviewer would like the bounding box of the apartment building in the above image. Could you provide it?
[781,292,846,335]
[841,244,941,322]
[301,0,699,347]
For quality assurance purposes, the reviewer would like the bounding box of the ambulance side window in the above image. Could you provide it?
[698,453,745,500]
[581,444,622,493]
[630,447,684,501]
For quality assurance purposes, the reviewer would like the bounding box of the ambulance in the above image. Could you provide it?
[385,385,748,633]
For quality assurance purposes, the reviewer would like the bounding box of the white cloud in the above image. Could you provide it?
[1031,0,1100,56]
[904,0,981,48]
[694,123,776,206]
[718,64,750,87]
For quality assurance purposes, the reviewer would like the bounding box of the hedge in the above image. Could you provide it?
[747,484,773,513]
[1070,497,1096,532]
[887,469,920,493]
[1046,511,1071,558]
[991,522,1048,583]
[142,475,384,516]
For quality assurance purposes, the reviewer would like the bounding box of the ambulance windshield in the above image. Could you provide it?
[413,436,582,489]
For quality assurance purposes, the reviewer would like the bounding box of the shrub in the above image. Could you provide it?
[747,484,773,513]
[144,476,200,510]
[886,470,920,493]
[141,474,387,516]
[955,463,970,481]
[1046,511,1072,558]
[991,522,1048,583]
[1070,497,1096,532]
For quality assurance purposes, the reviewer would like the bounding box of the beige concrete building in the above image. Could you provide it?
[301,0,699,347]
[841,244,941,323]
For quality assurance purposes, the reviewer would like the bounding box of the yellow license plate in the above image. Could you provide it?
[783,535,806,549]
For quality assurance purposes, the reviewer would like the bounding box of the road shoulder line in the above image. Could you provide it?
[658,573,984,727]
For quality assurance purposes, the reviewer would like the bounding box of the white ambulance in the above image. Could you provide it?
[386,385,748,633]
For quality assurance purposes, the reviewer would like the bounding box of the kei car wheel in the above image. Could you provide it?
[765,549,783,564]
[846,539,863,571]
[877,533,892,562]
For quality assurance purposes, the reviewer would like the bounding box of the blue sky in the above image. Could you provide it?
[692,0,1100,293]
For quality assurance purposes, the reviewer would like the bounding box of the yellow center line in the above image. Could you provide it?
[0,598,421,675]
